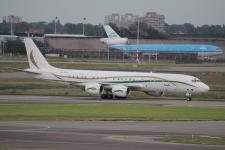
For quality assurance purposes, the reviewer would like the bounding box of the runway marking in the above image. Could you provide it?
[200,135,221,139]
[108,135,155,144]
[0,123,50,132]
[0,138,141,148]
[108,135,225,147]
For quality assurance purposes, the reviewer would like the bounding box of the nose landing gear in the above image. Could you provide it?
[185,93,192,101]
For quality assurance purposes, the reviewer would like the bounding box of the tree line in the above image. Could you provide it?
[0,39,43,55]
[1,20,224,55]
[0,20,105,36]
[1,20,224,38]
[165,23,225,37]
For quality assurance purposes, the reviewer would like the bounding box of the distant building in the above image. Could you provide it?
[105,13,138,28]
[2,15,22,23]
[105,12,165,32]
[142,12,165,32]
[27,28,45,38]
[2,15,22,35]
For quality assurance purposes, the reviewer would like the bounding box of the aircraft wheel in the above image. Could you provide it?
[115,96,127,100]
[186,97,192,101]
[101,94,113,99]
[101,94,107,99]
[107,94,114,99]
[115,96,120,99]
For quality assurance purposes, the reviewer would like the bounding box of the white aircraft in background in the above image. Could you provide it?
[100,25,128,45]
[23,38,209,101]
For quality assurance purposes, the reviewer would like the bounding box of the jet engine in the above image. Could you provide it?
[145,91,163,97]
[112,85,130,98]
[85,83,103,95]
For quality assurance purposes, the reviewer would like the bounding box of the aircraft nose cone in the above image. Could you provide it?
[199,83,210,92]
[203,84,210,92]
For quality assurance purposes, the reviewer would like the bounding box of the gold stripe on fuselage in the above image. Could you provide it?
[30,51,39,69]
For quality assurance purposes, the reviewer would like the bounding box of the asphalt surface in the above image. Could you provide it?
[0,95,225,150]
[0,72,33,79]
[0,95,225,107]
[0,121,225,150]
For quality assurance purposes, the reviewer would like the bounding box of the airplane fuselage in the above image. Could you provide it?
[26,67,209,95]
[111,44,224,57]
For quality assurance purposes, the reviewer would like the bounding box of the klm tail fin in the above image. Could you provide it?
[103,25,121,39]
[24,38,52,69]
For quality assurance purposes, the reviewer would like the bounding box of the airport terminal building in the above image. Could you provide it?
[42,34,225,62]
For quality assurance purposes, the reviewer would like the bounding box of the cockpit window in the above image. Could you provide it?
[192,78,200,83]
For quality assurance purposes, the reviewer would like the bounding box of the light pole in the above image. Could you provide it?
[123,45,126,63]
[0,42,3,56]
[10,21,13,36]
[54,17,58,34]
[9,16,14,36]
[107,45,110,61]
[2,42,5,56]
[137,18,140,46]
[136,18,140,64]
[82,17,86,35]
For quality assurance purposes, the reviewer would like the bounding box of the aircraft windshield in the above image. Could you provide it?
[192,78,200,83]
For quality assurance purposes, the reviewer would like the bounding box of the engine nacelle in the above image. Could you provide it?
[145,91,163,97]
[85,83,103,95]
[112,85,130,98]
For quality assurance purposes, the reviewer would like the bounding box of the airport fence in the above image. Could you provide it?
[38,48,225,63]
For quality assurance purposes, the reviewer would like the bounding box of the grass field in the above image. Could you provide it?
[156,136,225,146]
[0,61,169,72]
[0,104,225,121]
[1,55,225,65]
[1,57,225,73]
[0,147,11,150]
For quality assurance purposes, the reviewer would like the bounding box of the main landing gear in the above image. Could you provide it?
[101,94,113,99]
[100,94,127,100]
[185,93,192,101]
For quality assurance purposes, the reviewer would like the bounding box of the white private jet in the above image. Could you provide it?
[100,25,128,45]
[23,38,209,101]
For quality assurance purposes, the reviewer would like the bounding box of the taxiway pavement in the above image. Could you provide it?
[0,121,225,150]
[0,95,225,150]
[0,95,225,107]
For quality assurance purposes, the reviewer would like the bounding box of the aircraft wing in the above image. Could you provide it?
[101,83,143,91]
[62,81,143,92]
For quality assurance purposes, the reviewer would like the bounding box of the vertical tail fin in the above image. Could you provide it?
[103,25,121,39]
[24,38,52,69]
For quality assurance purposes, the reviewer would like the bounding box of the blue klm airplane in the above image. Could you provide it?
[103,25,224,57]
[111,44,223,57]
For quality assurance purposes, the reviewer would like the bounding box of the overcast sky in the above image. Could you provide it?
[1,0,225,25]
